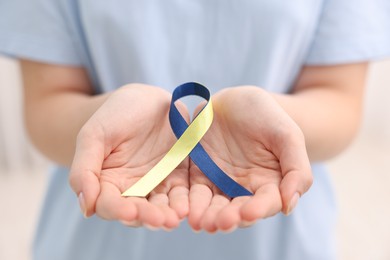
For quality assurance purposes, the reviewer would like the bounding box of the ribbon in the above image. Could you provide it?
[122,82,252,198]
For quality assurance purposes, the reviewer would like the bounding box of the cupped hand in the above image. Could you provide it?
[188,86,313,233]
[69,84,190,230]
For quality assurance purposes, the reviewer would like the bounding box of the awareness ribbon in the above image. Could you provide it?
[122,82,252,198]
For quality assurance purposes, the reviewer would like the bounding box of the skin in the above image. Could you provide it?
[21,59,367,232]
[69,85,190,229]
[188,87,311,232]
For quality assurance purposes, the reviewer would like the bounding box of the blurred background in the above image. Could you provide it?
[0,56,389,260]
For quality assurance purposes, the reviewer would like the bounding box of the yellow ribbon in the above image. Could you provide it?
[121,99,213,197]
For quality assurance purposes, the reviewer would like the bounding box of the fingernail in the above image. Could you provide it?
[162,227,173,232]
[120,220,134,226]
[78,192,88,218]
[240,220,255,228]
[287,192,300,216]
[120,220,142,227]
[221,225,238,233]
[144,224,159,231]
[192,228,201,234]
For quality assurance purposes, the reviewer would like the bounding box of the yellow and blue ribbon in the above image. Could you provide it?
[122,82,252,198]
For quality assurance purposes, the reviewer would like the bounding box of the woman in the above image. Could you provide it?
[0,0,389,259]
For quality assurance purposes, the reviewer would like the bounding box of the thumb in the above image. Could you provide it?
[278,136,313,215]
[69,127,105,218]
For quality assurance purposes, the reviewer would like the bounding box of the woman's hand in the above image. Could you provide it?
[188,86,313,233]
[69,84,190,230]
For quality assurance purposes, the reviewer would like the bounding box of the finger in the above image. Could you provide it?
[148,192,180,230]
[69,128,105,217]
[215,196,251,232]
[199,194,230,233]
[168,185,189,219]
[95,182,138,221]
[74,170,101,218]
[240,184,282,222]
[96,183,167,228]
[188,184,213,231]
[278,140,312,215]
[136,201,166,229]
[279,172,305,215]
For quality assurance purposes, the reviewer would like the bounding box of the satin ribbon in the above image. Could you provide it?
[122,82,252,198]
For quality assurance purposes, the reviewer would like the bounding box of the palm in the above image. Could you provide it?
[70,84,189,229]
[188,87,312,232]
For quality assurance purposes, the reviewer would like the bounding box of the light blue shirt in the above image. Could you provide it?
[1,0,389,259]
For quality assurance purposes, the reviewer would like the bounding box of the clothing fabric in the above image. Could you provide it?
[1,0,389,259]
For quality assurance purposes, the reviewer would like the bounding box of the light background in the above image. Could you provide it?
[0,56,389,260]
